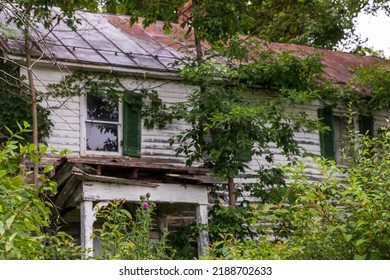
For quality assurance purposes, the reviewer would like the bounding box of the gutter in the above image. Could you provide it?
[5,53,183,81]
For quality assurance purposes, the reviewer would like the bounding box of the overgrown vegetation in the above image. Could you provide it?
[1,0,390,260]
[204,120,390,260]
[0,62,52,144]
[0,123,80,259]
[93,194,172,260]
[0,126,172,259]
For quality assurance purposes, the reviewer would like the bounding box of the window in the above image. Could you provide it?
[85,91,141,157]
[318,107,373,163]
[86,93,119,152]
[332,115,348,164]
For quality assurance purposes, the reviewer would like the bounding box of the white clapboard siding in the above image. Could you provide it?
[237,101,390,186]
[374,108,390,132]
[21,65,81,153]
[26,65,193,161]
[134,80,193,161]
[26,64,390,175]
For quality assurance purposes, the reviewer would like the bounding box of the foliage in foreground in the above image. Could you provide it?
[0,125,172,259]
[0,123,79,259]
[92,194,172,260]
[205,123,390,260]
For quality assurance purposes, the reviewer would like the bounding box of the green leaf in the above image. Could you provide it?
[5,215,16,230]
[343,233,352,242]
[354,254,367,260]
[328,225,336,233]
[11,176,24,187]
[59,149,71,156]
[23,121,30,129]
[43,165,54,173]
[355,239,366,247]
[0,25,21,39]
[28,143,37,152]
[5,232,17,251]
[39,145,48,154]
[0,170,7,178]
[4,126,13,136]
[0,221,4,235]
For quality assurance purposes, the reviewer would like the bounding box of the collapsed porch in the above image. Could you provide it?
[50,156,223,258]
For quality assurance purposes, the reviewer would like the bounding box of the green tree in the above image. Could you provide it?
[110,1,324,207]
[0,0,98,184]
[110,0,389,49]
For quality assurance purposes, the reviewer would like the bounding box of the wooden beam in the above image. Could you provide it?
[196,204,209,257]
[82,182,208,204]
[75,173,159,187]
[63,186,82,209]
[74,163,98,175]
[55,176,80,210]
[67,157,211,174]
[166,174,226,184]
[52,161,73,187]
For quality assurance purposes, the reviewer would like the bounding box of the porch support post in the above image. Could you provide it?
[196,204,209,257]
[80,200,94,259]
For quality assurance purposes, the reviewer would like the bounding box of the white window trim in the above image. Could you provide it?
[80,93,123,156]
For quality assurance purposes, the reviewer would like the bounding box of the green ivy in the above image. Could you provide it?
[0,62,52,144]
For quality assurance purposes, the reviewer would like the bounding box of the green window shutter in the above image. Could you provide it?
[359,115,374,136]
[318,107,335,160]
[123,91,141,157]
[239,145,252,162]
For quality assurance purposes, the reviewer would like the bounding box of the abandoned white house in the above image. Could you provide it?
[0,10,389,257]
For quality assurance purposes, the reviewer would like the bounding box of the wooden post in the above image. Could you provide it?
[196,204,209,257]
[80,200,94,259]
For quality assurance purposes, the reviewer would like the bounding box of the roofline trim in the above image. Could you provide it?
[6,54,182,81]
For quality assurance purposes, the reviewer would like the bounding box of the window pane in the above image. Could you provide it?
[86,122,118,152]
[87,94,119,122]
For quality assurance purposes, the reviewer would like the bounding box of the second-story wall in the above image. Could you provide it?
[25,64,194,163]
[24,64,390,173]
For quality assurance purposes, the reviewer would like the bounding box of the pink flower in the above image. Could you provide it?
[142,202,149,209]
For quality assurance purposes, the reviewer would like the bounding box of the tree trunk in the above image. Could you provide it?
[189,0,237,207]
[24,25,39,186]
[228,177,236,207]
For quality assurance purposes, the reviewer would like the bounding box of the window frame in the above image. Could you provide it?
[81,93,123,155]
[81,93,123,156]
[80,91,142,157]
[318,107,374,164]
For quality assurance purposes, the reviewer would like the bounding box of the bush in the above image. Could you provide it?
[206,123,390,260]
[0,122,79,259]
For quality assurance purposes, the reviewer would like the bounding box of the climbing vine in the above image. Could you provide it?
[0,61,52,144]
[347,63,390,111]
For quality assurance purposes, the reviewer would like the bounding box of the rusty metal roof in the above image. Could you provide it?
[0,10,384,84]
